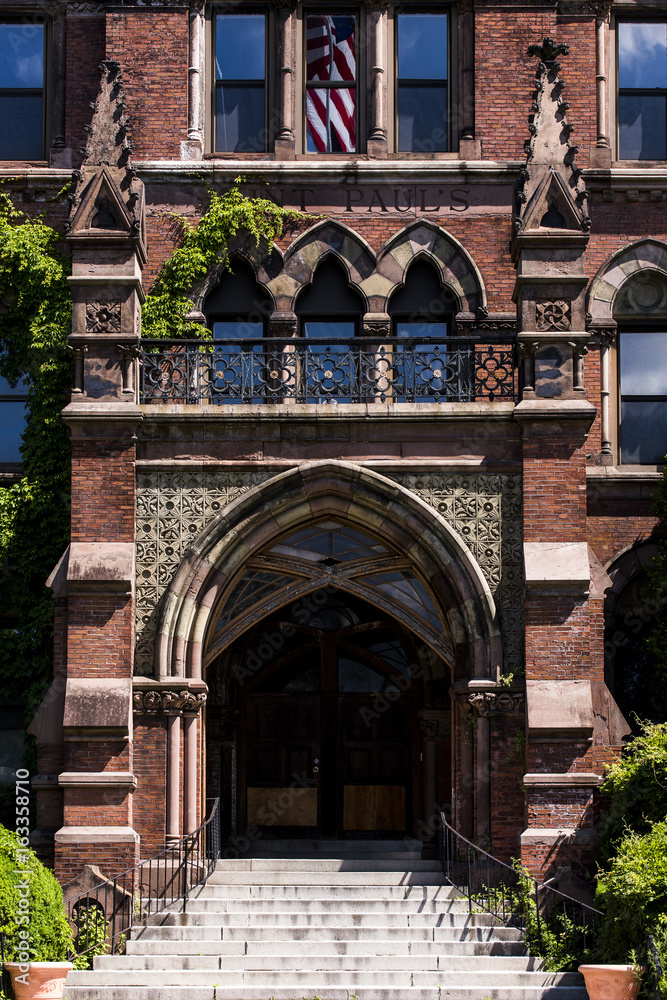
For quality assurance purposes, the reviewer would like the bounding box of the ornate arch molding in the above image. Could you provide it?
[588,239,667,326]
[154,461,501,683]
[188,233,283,319]
[269,220,376,313]
[604,540,658,623]
[372,221,487,318]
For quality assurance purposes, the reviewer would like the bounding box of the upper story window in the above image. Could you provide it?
[619,329,667,464]
[215,13,266,153]
[305,13,358,153]
[0,20,44,160]
[397,13,448,153]
[618,20,667,160]
[0,376,28,465]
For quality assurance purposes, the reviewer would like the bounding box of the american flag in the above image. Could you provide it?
[306,15,356,153]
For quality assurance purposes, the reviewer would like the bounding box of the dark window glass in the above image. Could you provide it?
[397,13,447,152]
[215,14,265,153]
[0,22,43,160]
[618,21,667,160]
[0,376,28,463]
[620,331,667,463]
[305,14,357,152]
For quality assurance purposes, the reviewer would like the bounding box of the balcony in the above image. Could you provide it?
[139,337,517,406]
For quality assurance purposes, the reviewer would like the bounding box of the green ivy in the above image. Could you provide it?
[0,191,72,716]
[0,181,302,729]
[142,182,303,340]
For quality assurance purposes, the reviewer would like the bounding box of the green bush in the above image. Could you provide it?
[595,822,667,968]
[0,823,74,963]
[597,721,667,863]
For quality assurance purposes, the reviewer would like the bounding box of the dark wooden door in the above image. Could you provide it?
[243,693,321,833]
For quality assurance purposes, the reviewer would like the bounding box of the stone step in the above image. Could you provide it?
[131,925,523,942]
[242,839,422,858]
[67,969,583,988]
[206,871,448,885]
[94,954,544,972]
[62,986,587,1000]
[192,883,461,901]
[125,938,528,957]
[214,859,442,872]
[156,911,501,928]
[174,897,470,914]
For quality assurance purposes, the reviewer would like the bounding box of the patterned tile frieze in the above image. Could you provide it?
[135,469,523,678]
[135,470,274,676]
[385,473,524,677]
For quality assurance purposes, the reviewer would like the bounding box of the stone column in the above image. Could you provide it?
[49,3,68,167]
[418,710,450,842]
[365,0,388,159]
[183,0,205,160]
[166,710,182,845]
[591,6,612,168]
[457,0,480,158]
[274,0,297,159]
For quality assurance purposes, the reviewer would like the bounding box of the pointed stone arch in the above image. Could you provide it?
[588,239,667,325]
[269,220,376,313]
[153,461,501,685]
[369,221,487,317]
[189,233,283,319]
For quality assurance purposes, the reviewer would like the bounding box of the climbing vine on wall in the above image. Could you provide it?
[142,182,304,339]
[0,182,302,736]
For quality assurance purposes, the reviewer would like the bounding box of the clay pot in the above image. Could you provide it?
[4,961,73,1000]
[579,964,646,1000]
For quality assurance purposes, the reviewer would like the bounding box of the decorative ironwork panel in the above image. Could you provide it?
[140,337,517,405]
[386,473,524,678]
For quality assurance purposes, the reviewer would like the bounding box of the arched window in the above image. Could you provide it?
[388,258,458,402]
[389,258,456,338]
[614,270,667,464]
[204,259,272,340]
[295,257,364,340]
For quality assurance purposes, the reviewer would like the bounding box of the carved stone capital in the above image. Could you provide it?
[273,0,299,10]
[418,711,450,738]
[467,691,525,717]
[133,690,207,715]
[362,0,390,10]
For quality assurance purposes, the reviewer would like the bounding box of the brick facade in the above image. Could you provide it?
[11,0,664,887]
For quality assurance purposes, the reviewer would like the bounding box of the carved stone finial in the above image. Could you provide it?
[527,37,570,63]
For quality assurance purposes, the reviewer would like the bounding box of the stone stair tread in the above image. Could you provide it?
[94,955,544,971]
[63,986,588,1000]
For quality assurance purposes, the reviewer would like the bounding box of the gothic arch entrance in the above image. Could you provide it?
[204,517,457,842]
[155,461,501,845]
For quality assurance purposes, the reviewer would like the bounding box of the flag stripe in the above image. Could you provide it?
[306,14,356,152]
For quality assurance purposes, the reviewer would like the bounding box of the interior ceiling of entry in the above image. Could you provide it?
[204,519,455,669]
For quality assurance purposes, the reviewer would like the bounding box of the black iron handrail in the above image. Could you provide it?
[439,811,603,969]
[139,335,518,405]
[65,797,220,964]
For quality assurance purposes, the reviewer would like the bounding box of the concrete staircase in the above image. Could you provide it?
[63,844,587,1000]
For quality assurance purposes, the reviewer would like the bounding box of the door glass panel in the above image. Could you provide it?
[270,521,389,563]
[338,656,398,693]
[257,654,321,693]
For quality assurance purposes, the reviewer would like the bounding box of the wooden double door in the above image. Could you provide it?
[240,623,419,838]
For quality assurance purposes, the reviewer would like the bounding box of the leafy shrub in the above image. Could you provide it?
[0,822,74,963]
[597,721,667,863]
[595,822,667,968]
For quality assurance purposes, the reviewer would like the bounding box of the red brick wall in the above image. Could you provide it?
[133,717,168,857]
[66,595,134,677]
[70,439,136,543]
[55,841,139,885]
[489,714,525,863]
[65,15,106,159]
[105,9,189,160]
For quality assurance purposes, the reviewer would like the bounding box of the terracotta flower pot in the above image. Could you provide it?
[579,964,646,1000]
[4,961,73,1000]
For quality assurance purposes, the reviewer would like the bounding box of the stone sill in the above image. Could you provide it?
[137,160,524,180]
[58,771,137,790]
[523,772,603,788]
[139,401,517,422]
[55,826,139,845]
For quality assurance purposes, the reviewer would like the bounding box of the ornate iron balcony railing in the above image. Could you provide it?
[139,336,517,405]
